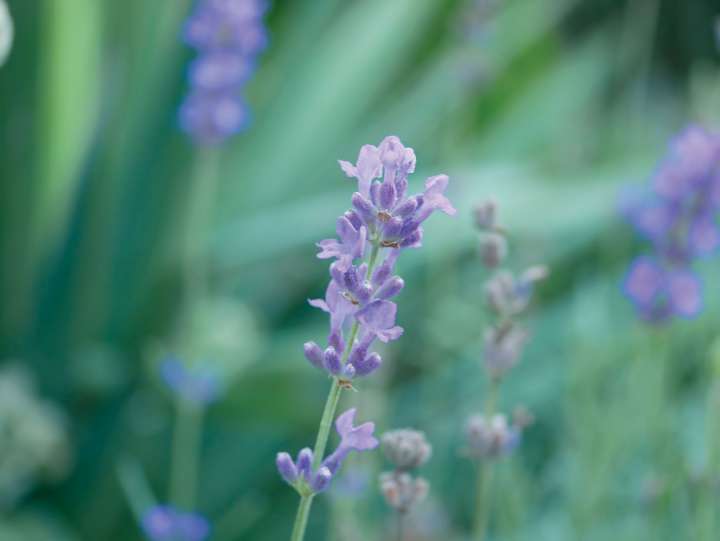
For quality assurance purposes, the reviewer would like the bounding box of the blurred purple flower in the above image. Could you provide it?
[276,408,377,494]
[180,0,268,144]
[622,125,720,322]
[160,357,221,404]
[142,505,210,541]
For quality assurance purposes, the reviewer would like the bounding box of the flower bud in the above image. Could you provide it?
[296,448,314,481]
[479,232,507,268]
[311,466,333,493]
[473,200,497,230]
[381,429,432,470]
[303,342,324,370]
[276,452,298,484]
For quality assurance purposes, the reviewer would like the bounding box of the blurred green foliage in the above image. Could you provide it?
[0,0,719,539]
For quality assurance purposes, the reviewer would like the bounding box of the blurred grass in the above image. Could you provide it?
[0,0,719,540]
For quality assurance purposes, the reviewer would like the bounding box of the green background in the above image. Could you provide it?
[1,0,719,539]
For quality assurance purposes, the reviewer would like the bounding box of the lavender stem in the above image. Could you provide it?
[169,400,204,509]
[290,244,382,541]
[474,378,499,541]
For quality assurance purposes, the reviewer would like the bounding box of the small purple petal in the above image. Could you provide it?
[310,466,333,493]
[667,270,702,318]
[296,448,314,481]
[303,342,324,370]
[276,452,298,484]
[324,347,342,375]
[375,276,404,300]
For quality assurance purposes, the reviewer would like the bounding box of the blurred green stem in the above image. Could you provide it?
[169,400,204,509]
[184,148,221,305]
[474,377,499,541]
[290,243,382,541]
[116,457,157,521]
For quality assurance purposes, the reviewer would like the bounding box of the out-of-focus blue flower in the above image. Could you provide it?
[621,125,720,323]
[180,0,268,144]
[276,408,378,495]
[160,357,221,404]
[142,505,210,541]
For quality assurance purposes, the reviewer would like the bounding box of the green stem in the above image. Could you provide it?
[169,399,204,509]
[184,148,220,310]
[474,377,500,541]
[397,511,405,541]
[116,457,157,521]
[291,494,314,541]
[290,242,383,541]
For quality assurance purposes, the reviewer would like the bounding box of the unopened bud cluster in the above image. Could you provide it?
[472,200,547,381]
[464,201,546,461]
[379,429,431,514]
[464,407,533,460]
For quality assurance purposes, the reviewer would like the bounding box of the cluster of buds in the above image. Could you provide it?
[621,125,720,323]
[464,201,546,463]
[474,200,547,381]
[463,408,533,460]
[379,429,432,514]
[277,409,378,496]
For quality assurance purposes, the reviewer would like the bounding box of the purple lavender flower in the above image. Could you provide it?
[180,0,268,144]
[160,357,221,404]
[304,136,454,381]
[141,505,210,541]
[622,125,720,322]
[276,408,378,494]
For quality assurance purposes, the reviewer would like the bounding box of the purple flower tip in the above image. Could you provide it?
[141,505,210,541]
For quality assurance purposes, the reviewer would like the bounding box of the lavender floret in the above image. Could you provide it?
[276,408,378,495]
[141,505,210,541]
[160,357,221,405]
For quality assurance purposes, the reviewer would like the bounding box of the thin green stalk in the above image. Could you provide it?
[184,148,221,307]
[474,377,500,541]
[397,511,405,541]
[290,242,383,541]
[169,399,204,509]
[116,457,157,521]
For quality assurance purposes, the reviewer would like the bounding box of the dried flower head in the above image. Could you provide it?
[483,324,529,379]
[380,471,430,514]
[473,200,498,230]
[479,232,507,268]
[381,429,432,471]
[464,413,522,460]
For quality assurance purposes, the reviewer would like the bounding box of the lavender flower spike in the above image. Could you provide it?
[180,0,268,144]
[284,136,454,541]
[621,125,720,323]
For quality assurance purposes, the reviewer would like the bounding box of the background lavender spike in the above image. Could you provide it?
[465,200,546,541]
[621,125,720,323]
[180,0,268,144]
